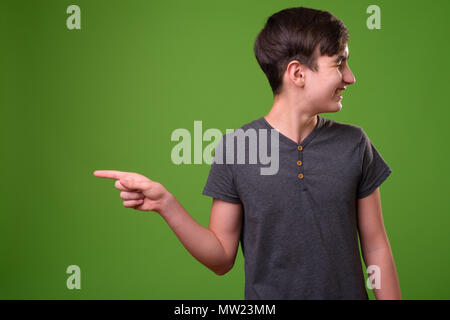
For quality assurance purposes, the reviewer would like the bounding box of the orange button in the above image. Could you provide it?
[298,173,304,179]
[297,160,302,166]
[297,145,303,151]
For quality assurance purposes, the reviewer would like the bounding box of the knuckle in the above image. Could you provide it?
[143,181,152,190]
[123,176,131,183]
[155,182,165,192]
[136,192,144,199]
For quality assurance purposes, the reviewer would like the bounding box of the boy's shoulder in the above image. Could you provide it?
[217,116,266,140]
[322,116,364,139]
[235,116,266,132]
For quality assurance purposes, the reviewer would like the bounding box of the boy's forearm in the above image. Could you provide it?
[159,193,231,275]
[362,243,402,300]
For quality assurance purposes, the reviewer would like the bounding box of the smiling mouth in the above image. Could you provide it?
[335,88,346,95]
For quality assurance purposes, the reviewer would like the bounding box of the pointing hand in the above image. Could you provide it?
[93,170,173,214]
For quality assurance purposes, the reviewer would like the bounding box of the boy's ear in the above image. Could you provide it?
[286,60,306,88]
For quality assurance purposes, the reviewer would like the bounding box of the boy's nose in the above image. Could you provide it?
[344,68,356,85]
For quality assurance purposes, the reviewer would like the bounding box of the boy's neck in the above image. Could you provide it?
[264,97,318,145]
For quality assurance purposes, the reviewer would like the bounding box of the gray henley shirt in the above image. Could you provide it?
[202,114,392,300]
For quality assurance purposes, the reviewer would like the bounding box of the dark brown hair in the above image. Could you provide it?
[254,7,349,96]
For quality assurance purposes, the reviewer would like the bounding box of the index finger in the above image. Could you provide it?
[93,170,128,180]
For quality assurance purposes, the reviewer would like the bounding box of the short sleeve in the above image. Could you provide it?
[202,135,242,204]
[357,128,392,199]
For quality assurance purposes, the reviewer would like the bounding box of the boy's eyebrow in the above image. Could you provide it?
[334,53,349,63]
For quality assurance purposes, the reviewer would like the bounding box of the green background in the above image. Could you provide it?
[1,0,449,299]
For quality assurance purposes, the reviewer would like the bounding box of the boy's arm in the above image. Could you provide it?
[357,187,402,299]
[93,170,243,276]
[162,196,243,275]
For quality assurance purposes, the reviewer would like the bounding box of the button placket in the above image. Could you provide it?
[297,145,304,180]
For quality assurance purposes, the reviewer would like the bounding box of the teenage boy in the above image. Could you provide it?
[94,6,401,300]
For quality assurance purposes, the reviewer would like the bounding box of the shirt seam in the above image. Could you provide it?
[358,128,364,175]
[357,167,392,199]
[202,187,241,203]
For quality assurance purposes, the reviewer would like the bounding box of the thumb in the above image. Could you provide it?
[120,177,151,191]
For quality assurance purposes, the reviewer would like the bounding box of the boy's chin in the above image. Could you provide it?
[324,101,343,113]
